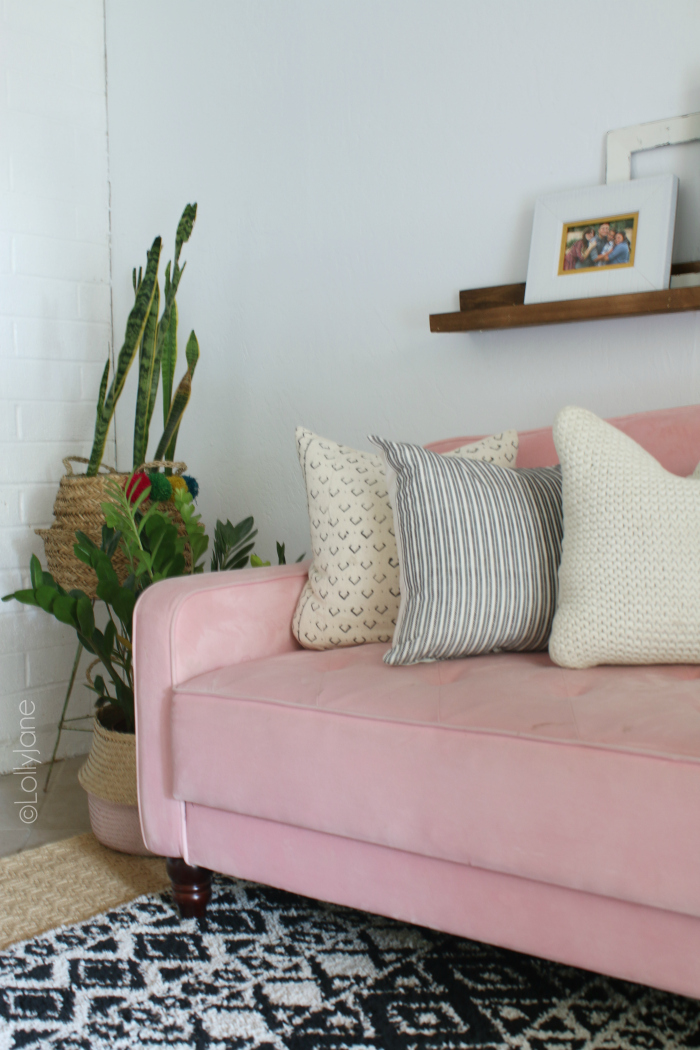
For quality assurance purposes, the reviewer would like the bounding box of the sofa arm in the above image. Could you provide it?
[133,562,308,858]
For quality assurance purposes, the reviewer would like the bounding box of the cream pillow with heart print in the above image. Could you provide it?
[292,427,519,650]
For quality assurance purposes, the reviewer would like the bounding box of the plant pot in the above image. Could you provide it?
[36,456,192,598]
[36,458,130,598]
[78,716,153,856]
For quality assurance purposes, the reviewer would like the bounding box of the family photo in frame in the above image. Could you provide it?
[560,213,638,274]
[524,174,678,305]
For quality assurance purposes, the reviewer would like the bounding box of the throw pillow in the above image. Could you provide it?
[293,428,519,649]
[369,438,563,665]
[549,406,700,668]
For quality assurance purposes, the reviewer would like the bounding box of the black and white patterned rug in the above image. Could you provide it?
[1,875,699,1049]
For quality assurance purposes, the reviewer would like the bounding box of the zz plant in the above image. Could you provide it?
[3,477,208,733]
[4,476,302,736]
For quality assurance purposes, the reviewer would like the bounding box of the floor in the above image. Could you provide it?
[0,755,92,859]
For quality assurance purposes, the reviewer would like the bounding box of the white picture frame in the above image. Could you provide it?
[606,112,700,183]
[524,174,678,306]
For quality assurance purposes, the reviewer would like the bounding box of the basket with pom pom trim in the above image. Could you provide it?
[36,458,195,597]
[133,461,193,572]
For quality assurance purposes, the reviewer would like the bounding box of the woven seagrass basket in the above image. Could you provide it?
[78,716,152,856]
[36,457,191,598]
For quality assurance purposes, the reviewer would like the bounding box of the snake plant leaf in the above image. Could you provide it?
[164,330,198,461]
[174,203,197,267]
[185,329,199,372]
[155,369,191,461]
[150,206,195,435]
[96,358,109,417]
[161,300,178,428]
[144,326,164,457]
[132,279,161,469]
[87,236,162,476]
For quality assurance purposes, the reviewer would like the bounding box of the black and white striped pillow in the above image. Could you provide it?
[369,438,563,665]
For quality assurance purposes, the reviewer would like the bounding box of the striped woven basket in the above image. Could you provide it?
[78,716,152,856]
[36,457,190,598]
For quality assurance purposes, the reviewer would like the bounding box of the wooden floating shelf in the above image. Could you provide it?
[430,262,700,333]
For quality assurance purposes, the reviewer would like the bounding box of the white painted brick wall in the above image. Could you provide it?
[0,0,112,773]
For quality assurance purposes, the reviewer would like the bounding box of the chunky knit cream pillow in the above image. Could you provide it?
[549,406,700,668]
[293,428,519,649]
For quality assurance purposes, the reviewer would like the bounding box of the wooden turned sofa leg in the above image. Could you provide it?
[167,857,212,918]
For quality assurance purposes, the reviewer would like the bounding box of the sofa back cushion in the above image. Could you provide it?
[426,403,700,475]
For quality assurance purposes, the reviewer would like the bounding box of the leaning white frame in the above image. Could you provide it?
[606,112,700,184]
[523,175,678,306]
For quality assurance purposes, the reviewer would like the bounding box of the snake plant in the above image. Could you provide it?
[86,237,161,476]
[85,204,200,476]
[132,203,198,469]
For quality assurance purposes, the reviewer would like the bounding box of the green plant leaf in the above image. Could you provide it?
[30,555,43,591]
[165,330,199,461]
[35,585,57,613]
[250,554,271,568]
[173,489,208,571]
[52,596,77,626]
[86,236,162,476]
[155,368,191,462]
[111,587,136,628]
[174,202,197,266]
[276,542,286,565]
[101,526,122,560]
[161,299,177,429]
[210,516,257,571]
[95,357,109,416]
[103,619,116,655]
[185,329,199,373]
[73,530,99,567]
[76,597,95,636]
[3,589,39,606]
[133,278,161,469]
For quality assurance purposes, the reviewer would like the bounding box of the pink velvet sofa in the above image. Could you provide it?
[134,404,700,1001]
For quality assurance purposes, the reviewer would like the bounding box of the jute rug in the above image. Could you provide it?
[1,863,699,1049]
[0,833,168,950]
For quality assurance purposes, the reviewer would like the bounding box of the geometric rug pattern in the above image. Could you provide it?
[1,875,699,1049]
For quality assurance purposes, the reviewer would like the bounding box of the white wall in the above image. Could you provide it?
[0,0,111,773]
[104,1,700,565]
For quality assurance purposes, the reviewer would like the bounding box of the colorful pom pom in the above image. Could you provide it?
[147,471,173,502]
[124,472,150,504]
[183,474,199,500]
[169,475,188,497]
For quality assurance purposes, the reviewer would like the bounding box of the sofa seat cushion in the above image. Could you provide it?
[171,643,700,917]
